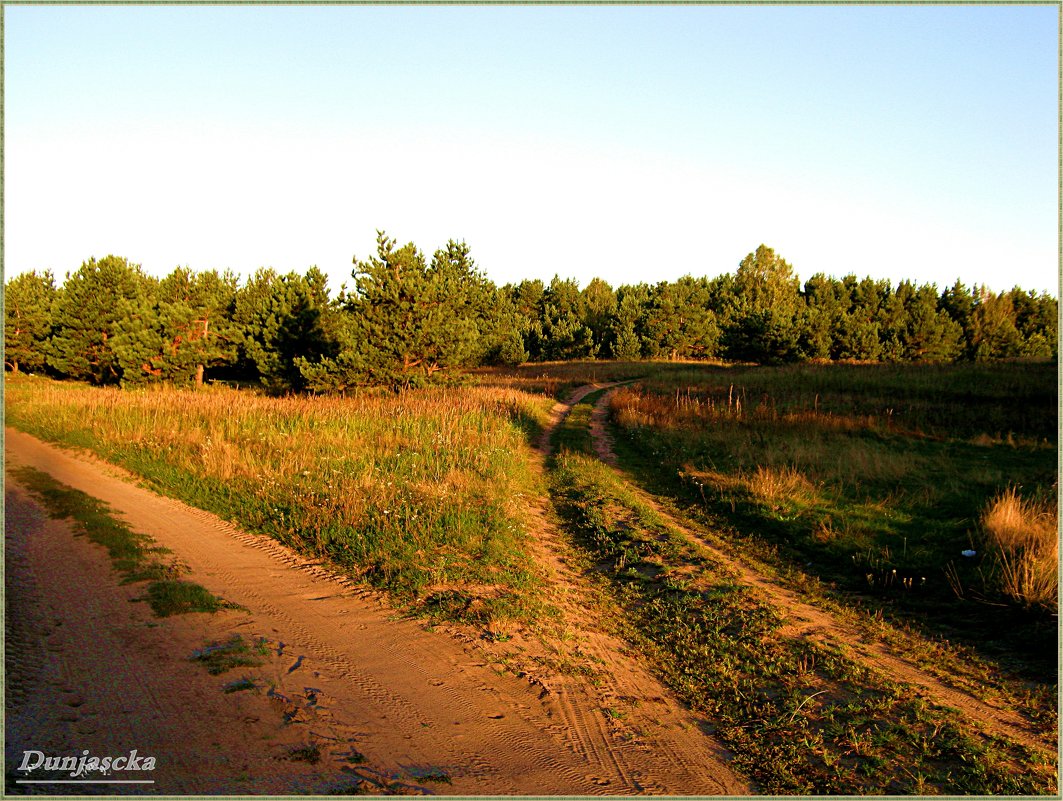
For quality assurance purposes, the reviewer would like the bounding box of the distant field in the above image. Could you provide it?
[602,361,1058,666]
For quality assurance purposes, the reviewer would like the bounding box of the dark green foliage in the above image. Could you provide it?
[4,270,57,373]
[310,232,502,389]
[721,245,803,364]
[539,276,596,361]
[233,266,338,392]
[608,285,649,360]
[579,277,618,356]
[25,237,1060,391]
[47,255,150,384]
[152,267,240,385]
[641,276,720,360]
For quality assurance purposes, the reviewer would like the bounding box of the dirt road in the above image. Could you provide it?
[5,427,748,795]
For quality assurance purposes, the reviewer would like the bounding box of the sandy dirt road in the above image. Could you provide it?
[5,427,748,795]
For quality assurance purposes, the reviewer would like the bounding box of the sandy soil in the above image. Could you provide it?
[5,425,749,795]
[585,387,1053,755]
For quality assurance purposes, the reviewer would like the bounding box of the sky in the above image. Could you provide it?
[4,4,1059,297]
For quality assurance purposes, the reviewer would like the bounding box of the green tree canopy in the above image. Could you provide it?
[4,270,57,373]
[722,245,803,364]
[48,256,150,384]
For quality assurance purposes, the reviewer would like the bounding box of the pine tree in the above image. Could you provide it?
[317,232,494,388]
[233,267,337,392]
[608,286,649,360]
[48,256,149,383]
[969,288,1022,361]
[722,245,802,364]
[539,276,595,361]
[4,270,57,373]
[579,277,617,357]
[641,276,720,360]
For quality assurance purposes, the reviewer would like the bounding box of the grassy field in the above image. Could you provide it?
[6,361,1057,793]
[604,361,1058,674]
[5,375,557,628]
[540,368,1057,793]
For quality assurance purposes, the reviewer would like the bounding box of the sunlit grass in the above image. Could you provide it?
[982,488,1058,613]
[6,376,556,626]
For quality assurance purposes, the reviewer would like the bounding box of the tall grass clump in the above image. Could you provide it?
[5,376,556,626]
[982,488,1058,614]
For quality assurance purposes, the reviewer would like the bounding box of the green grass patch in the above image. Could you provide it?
[222,677,258,694]
[284,744,322,764]
[189,635,268,675]
[145,579,226,617]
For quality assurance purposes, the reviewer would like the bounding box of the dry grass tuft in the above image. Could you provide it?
[747,465,817,507]
[982,488,1058,613]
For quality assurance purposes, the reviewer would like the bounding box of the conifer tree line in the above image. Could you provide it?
[5,233,1057,391]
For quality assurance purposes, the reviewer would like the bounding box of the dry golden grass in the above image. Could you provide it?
[747,465,817,507]
[5,377,557,620]
[982,489,1058,613]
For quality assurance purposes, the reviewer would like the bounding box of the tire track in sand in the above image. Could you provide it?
[526,383,749,795]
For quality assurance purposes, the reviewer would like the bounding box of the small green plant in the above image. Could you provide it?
[409,767,452,785]
[144,579,225,617]
[190,635,267,675]
[285,743,322,764]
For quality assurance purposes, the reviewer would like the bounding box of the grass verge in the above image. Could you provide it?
[10,465,226,617]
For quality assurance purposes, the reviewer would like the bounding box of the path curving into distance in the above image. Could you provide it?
[578,385,1053,756]
[5,423,748,795]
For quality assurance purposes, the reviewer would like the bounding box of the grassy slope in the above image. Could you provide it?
[5,376,556,628]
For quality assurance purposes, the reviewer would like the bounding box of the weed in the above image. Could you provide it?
[190,635,266,675]
[980,488,1058,613]
[144,580,225,617]
[285,743,322,764]
[408,767,451,785]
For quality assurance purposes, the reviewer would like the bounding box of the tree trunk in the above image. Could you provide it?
[195,363,205,387]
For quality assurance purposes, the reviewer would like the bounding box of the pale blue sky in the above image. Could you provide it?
[5,5,1058,295]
